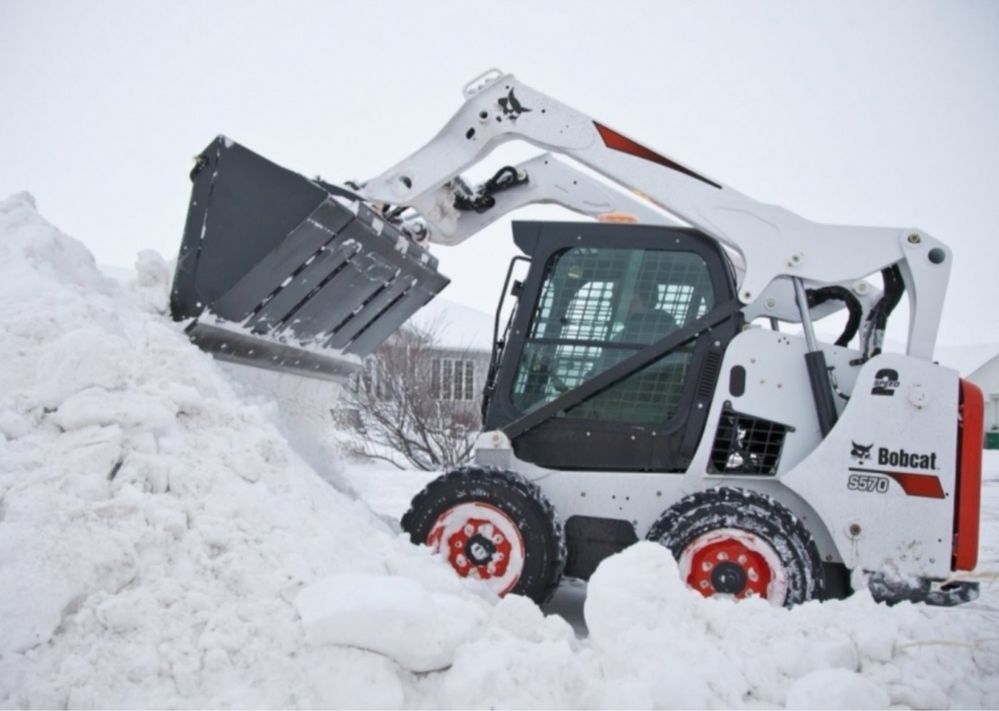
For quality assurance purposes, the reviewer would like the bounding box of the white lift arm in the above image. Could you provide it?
[358,69,949,359]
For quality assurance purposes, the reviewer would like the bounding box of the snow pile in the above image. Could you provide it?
[0,192,997,708]
[0,192,576,707]
[582,543,997,708]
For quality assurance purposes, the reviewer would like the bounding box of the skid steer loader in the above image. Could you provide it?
[171,69,983,607]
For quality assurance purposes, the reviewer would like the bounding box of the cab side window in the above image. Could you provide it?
[511,246,714,425]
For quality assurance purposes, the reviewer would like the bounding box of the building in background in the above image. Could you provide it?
[411,297,495,407]
[936,343,999,449]
[346,297,495,406]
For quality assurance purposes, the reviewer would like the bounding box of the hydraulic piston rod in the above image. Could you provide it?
[793,278,838,437]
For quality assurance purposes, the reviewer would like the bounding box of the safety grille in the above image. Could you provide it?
[709,406,790,475]
[511,246,715,425]
[526,250,713,346]
[568,351,693,424]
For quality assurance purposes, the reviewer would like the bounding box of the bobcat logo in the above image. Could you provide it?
[498,89,532,120]
[851,441,874,464]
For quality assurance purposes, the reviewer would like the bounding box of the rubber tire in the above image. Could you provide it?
[647,487,826,606]
[402,466,566,604]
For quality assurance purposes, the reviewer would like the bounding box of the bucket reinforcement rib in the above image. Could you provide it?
[170,137,450,380]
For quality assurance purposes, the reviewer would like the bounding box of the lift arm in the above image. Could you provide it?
[358,69,950,360]
[387,152,681,246]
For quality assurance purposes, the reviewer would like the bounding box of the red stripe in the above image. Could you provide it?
[885,471,945,499]
[592,122,722,189]
[954,379,983,571]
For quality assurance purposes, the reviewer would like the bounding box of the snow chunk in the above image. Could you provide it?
[132,249,171,313]
[52,387,178,432]
[584,540,700,638]
[296,573,485,672]
[33,330,132,409]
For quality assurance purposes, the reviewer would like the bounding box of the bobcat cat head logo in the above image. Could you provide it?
[851,441,874,464]
[498,89,532,120]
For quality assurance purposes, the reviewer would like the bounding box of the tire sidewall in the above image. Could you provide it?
[403,470,560,603]
[650,488,824,606]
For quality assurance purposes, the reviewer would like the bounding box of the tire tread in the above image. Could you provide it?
[647,486,826,605]
[402,466,567,604]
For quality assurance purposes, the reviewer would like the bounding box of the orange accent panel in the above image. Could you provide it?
[954,379,984,571]
[887,471,945,499]
[592,122,722,189]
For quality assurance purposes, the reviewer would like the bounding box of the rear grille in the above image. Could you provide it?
[709,405,790,475]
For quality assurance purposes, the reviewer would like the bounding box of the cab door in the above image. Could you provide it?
[483,221,739,472]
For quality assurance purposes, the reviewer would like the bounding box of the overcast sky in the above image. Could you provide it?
[2,0,997,348]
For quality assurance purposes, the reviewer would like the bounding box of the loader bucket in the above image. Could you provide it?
[170,136,450,381]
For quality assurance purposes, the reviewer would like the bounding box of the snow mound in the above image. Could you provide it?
[0,192,997,708]
[582,543,998,708]
[0,193,575,707]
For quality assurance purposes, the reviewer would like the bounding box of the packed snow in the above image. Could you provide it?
[1,191,997,708]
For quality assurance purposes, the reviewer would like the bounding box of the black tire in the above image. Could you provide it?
[402,466,566,604]
[647,487,825,606]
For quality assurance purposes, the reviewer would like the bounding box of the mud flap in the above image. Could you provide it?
[170,137,449,380]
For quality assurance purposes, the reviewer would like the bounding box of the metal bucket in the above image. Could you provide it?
[170,137,449,381]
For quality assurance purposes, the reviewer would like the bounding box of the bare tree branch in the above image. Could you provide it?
[336,324,482,471]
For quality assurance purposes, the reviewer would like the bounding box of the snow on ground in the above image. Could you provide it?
[346,453,999,644]
[1,192,998,708]
[339,461,437,524]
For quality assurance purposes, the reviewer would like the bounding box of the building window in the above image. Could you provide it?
[432,358,476,401]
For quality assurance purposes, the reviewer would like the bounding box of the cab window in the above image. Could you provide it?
[511,246,714,425]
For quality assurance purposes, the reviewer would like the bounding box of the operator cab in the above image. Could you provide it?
[482,222,741,473]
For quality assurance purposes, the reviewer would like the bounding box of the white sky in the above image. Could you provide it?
[2,0,997,347]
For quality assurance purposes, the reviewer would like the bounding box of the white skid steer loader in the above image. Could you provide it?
[171,69,983,607]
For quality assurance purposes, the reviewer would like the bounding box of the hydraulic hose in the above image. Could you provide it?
[860,266,905,359]
[806,286,863,347]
